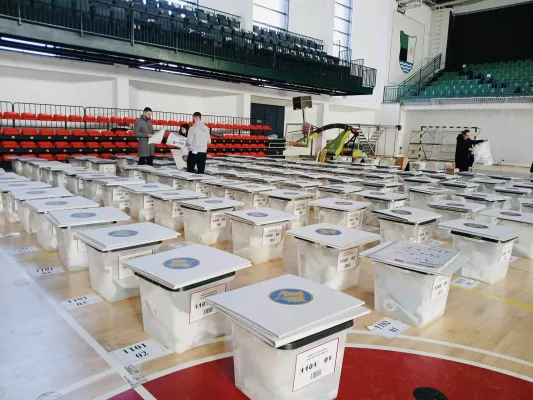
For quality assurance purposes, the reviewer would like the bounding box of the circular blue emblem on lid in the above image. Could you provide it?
[464,223,488,229]
[108,230,139,238]
[501,212,521,217]
[205,199,223,204]
[269,289,313,305]
[26,190,46,195]
[247,212,268,217]
[45,200,68,206]
[447,203,464,207]
[163,257,200,269]
[391,209,412,215]
[143,184,159,188]
[315,228,342,236]
[71,212,97,218]
[335,201,353,206]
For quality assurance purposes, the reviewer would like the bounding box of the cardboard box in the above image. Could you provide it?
[395,157,409,171]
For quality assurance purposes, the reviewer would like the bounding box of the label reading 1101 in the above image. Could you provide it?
[293,337,339,392]
[111,339,167,365]
[189,283,227,323]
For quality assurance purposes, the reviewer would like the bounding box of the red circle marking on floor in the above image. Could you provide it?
[112,348,533,399]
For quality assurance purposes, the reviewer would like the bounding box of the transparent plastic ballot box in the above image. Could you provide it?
[122,165,151,180]
[487,174,520,186]
[317,184,363,201]
[67,155,95,168]
[65,171,115,196]
[203,179,243,199]
[361,241,468,327]
[248,175,288,189]
[454,192,508,223]
[82,156,102,169]
[494,186,531,211]
[267,169,302,180]
[120,183,174,221]
[513,182,533,198]
[408,186,455,212]
[180,198,244,245]
[280,180,321,198]
[287,223,380,290]
[165,172,214,193]
[439,181,479,199]
[225,208,299,264]
[224,182,277,209]
[395,171,423,189]
[27,159,53,181]
[13,187,74,233]
[403,177,439,194]
[11,157,34,175]
[520,198,533,212]
[307,197,371,228]
[362,172,395,182]
[87,159,117,174]
[331,169,365,179]
[25,196,100,251]
[481,209,533,259]
[374,207,441,244]
[150,189,206,230]
[293,173,330,186]
[207,274,369,400]
[123,244,251,353]
[410,161,427,171]
[0,174,30,212]
[427,173,460,183]
[37,162,65,183]
[76,222,178,302]
[116,155,139,169]
[361,180,402,193]
[470,177,507,193]
[456,171,485,181]
[41,164,79,187]
[88,177,145,208]
[47,207,131,271]
[15,157,40,177]
[428,200,486,240]
[321,174,363,187]
[0,181,52,223]
[355,191,407,227]
[438,219,520,284]
[265,190,317,229]
[143,168,176,184]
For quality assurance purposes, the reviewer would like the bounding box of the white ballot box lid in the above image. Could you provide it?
[225,207,299,226]
[429,200,485,213]
[120,183,174,193]
[481,209,533,225]
[318,184,364,194]
[287,223,380,249]
[357,190,408,202]
[10,187,74,201]
[0,181,51,193]
[309,197,371,211]
[438,219,521,242]
[24,196,100,213]
[373,206,441,224]
[265,189,315,201]
[148,189,206,201]
[47,206,131,228]
[226,182,277,193]
[180,197,244,211]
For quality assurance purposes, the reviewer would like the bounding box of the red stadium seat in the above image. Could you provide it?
[68,115,83,122]
[110,116,123,124]
[3,154,19,161]
[38,142,55,149]
[86,142,101,148]
[97,116,110,123]
[21,128,38,136]
[71,129,86,136]
[39,128,55,136]
[128,142,138,148]
[101,142,115,148]
[86,153,100,158]
[102,130,115,137]
[123,117,135,124]
[55,129,70,136]
[101,153,114,159]
[168,120,179,126]
[21,112,37,120]
[20,141,38,148]
[87,130,101,137]
[70,141,86,148]
[116,130,129,137]
[55,154,68,161]
[38,154,55,161]
[3,112,20,120]
[1,141,20,148]
[38,113,53,121]
[55,141,71,148]
[84,115,97,123]
[2,127,20,135]
[53,114,68,122]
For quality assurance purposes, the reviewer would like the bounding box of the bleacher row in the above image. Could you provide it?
[0,111,272,131]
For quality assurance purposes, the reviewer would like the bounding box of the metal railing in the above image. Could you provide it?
[0,1,377,90]
[384,54,442,102]
[252,22,323,49]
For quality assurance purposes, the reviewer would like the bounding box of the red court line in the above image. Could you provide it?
[112,348,533,399]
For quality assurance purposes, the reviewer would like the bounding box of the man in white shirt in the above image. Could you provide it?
[185,112,211,174]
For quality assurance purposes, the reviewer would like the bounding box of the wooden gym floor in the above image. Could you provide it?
[2,172,533,399]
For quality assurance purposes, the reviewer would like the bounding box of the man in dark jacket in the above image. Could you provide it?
[455,130,485,172]
[134,107,155,166]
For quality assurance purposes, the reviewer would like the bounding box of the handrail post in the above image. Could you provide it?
[17,0,21,25]
[130,9,134,46]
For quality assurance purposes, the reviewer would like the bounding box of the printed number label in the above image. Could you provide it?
[124,343,148,359]
[293,338,339,392]
[293,200,308,216]
[500,242,513,263]
[253,194,267,207]
[133,171,145,180]
[143,195,154,209]
[172,181,182,189]
[346,211,361,228]
[210,213,227,229]
[431,275,450,301]
[225,189,236,200]
[62,294,102,310]
[95,184,103,195]
[172,203,184,218]
[337,248,359,272]
[392,200,405,208]
[417,225,430,243]
[112,188,129,202]
[196,183,208,194]
[367,317,409,339]
[117,249,154,280]
[262,225,283,245]
[33,266,64,277]
[189,283,227,323]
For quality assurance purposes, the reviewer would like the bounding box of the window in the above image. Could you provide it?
[253,0,289,30]
[334,0,352,59]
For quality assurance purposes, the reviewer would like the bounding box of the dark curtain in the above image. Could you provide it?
[251,103,285,138]
[446,2,533,69]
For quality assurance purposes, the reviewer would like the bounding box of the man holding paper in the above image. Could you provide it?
[134,107,155,166]
[185,112,211,174]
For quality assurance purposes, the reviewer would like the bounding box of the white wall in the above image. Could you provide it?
[401,104,533,167]
[288,0,335,54]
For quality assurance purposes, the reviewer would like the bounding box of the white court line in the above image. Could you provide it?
[55,369,116,397]
[2,251,154,400]
[346,343,533,383]
[349,329,533,369]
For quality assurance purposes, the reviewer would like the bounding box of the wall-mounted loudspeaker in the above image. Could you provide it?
[293,96,312,110]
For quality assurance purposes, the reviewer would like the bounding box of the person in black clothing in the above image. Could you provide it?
[530,162,533,179]
[455,130,486,172]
